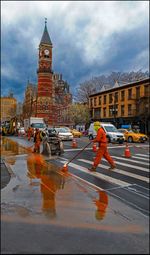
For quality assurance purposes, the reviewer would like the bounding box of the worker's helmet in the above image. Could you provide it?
[94,121,101,132]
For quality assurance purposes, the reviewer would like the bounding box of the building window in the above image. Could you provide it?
[109,106,113,117]
[144,85,149,97]
[136,87,140,99]
[90,98,93,107]
[103,95,106,104]
[103,107,106,117]
[109,94,113,104]
[94,108,101,119]
[121,90,125,101]
[128,104,132,116]
[94,97,97,106]
[128,88,132,100]
[98,96,101,105]
[121,105,124,116]
[114,92,118,102]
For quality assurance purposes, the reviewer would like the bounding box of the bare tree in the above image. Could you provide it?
[74,70,149,103]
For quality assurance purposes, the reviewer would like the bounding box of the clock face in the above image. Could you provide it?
[44,49,49,55]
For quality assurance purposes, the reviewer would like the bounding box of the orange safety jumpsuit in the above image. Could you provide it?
[27,127,32,141]
[33,130,41,153]
[94,190,108,220]
[93,127,115,168]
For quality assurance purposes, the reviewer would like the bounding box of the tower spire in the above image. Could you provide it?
[40,18,52,45]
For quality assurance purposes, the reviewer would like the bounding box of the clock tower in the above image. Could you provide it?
[36,18,56,125]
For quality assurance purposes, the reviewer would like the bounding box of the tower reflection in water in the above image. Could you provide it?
[27,154,65,219]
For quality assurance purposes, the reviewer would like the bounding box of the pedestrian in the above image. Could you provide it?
[27,126,33,141]
[89,121,116,171]
[33,128,42,153]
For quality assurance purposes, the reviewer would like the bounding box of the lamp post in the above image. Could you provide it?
[110,106,118,127]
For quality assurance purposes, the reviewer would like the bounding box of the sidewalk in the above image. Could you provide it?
[1,158,11,189]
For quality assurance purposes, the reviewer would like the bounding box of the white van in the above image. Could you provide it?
[88,122,125,143]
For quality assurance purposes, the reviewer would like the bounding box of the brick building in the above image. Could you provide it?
[0,92,17,123]
[89,78,150,134]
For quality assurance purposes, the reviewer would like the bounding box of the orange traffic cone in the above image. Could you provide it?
[72,138,77,148]
[93,143,97,152]
[62,164,68,172]
[124,143,131,158]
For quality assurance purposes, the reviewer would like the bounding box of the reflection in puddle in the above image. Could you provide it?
[1,137,109,222]
[1,137,28,157]
[94,190,108,221]
[27,154,65,219]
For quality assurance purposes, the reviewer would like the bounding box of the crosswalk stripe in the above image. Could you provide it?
[78,159,149,183]
[136,154,149,158]
[132,156,149,161]
[60,160,130,187]
[112,156,149,166]
[101,159,149,172]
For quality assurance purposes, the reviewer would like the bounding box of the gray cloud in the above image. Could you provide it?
[1,1,149,101]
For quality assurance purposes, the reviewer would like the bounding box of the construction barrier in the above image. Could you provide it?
[124,142,131,158]
[72,138,77,148]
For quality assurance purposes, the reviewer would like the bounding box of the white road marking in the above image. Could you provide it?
[136,154,149,158]
[78,159,149,183]
[60,160,130,187]
[102,159,149,172]
[112,156,149,166]
[132,156,149,161]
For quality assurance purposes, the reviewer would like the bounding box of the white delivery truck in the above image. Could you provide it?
[88,122,125,144]
[24,117,46,132]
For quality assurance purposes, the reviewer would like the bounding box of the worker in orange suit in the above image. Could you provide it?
[89,121,116,171]
[33,128,42,153]
[94,190,108,220]
[27,126,33,141]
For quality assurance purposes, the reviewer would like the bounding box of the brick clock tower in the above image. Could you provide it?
[36,19,57,125]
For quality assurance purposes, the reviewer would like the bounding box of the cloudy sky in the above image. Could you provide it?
[1,1,149,102]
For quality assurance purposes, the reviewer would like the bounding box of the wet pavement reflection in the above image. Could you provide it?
[1,136,29,157]
[1,137,146,234]
[1,137,110,224]
[27,153,66,219]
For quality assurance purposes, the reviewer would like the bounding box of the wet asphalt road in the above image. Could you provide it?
[1,136,149,254]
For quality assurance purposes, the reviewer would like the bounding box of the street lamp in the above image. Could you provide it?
[110,106,118,127]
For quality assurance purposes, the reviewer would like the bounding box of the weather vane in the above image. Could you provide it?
[45,17,47,25]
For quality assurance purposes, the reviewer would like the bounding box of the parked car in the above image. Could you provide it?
[88,122,125,143]
[71,129,82,138]
[18,127,26,135]
[55,127,73,141]
[117,129,148,143]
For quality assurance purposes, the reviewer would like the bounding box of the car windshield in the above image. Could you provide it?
[128,130,134,133]
[31,123,44,128]
[104,126,118,132]
[56,128,70,133]
[63,127,70,131]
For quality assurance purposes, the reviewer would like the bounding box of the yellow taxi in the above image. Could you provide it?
[117,129,148,143]
[71,129,82,138]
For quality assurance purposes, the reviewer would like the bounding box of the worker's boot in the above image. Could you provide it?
[108,165,116,170]
[88,166,97,172]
